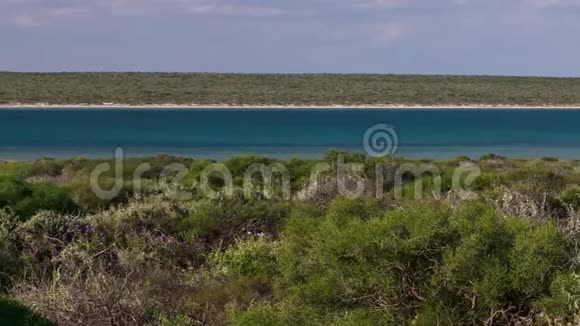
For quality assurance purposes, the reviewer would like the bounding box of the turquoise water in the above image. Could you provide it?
[1,108,580,160]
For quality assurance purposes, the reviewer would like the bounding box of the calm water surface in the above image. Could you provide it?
[1,108,580,160]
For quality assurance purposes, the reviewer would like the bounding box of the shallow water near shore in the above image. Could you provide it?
[1,108,580,160]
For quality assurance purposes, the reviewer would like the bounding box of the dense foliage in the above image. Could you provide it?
[1,73,580,106]
[1,153,580,324]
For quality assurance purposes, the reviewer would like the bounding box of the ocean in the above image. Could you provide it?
[1,108,579,160]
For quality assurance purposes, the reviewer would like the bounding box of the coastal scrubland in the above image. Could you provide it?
[2,152,580,324]
[1,72,580,106]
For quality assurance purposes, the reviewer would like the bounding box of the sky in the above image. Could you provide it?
[0,0,579,76]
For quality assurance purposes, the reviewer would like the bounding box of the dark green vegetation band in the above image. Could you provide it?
[2,72,580,106]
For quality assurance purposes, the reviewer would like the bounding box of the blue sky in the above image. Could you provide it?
[1,0,579,76]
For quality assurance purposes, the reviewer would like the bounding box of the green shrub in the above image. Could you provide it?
[398,174,447,200]
[0,208,22,240]
[325,197,383,225]
[187,277,272,325]
[158,313,195,326]
[224,155,275,182]
[89,195,186,235]
[0,179,79,218]
[480,153,506,161]
[469,172,502,191]
[542,157,559,162]
[424,201,570,324]
[13,183,78,218]
[0,297,54,325]
[230,301,325,326]
[455,156,472,162]
[503,167,567,192]
[21,159,62,178]
[231,303,281,326]
[66,180,127,211]
[329,309,395,326]
[209,238,280,280]
[277,202,454,322]
[178,197,291,244]
[13,268,155,326]
[560,185,580,209]
[0,210,22,289]
[535,272,580,324]
[0,176,27,206]
[7,211,85,268]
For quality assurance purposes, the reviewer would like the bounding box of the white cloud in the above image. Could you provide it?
[8,5,90,26]
[365,0,411,7]
[373,22,412,45]
[106,0,315,17]
[313,0,412,10]
[0,0,317,26]
[184,4,315,17]
[527,0,580,7]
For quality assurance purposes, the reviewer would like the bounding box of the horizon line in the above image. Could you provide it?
[1,71,579,79]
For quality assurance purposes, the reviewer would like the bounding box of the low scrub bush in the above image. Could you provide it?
[208,237,280,280]
[1,155,580,324]
[233,200,572,325]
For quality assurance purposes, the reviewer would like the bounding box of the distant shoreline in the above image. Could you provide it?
[4,73,580,108]
[2,103,580,109]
